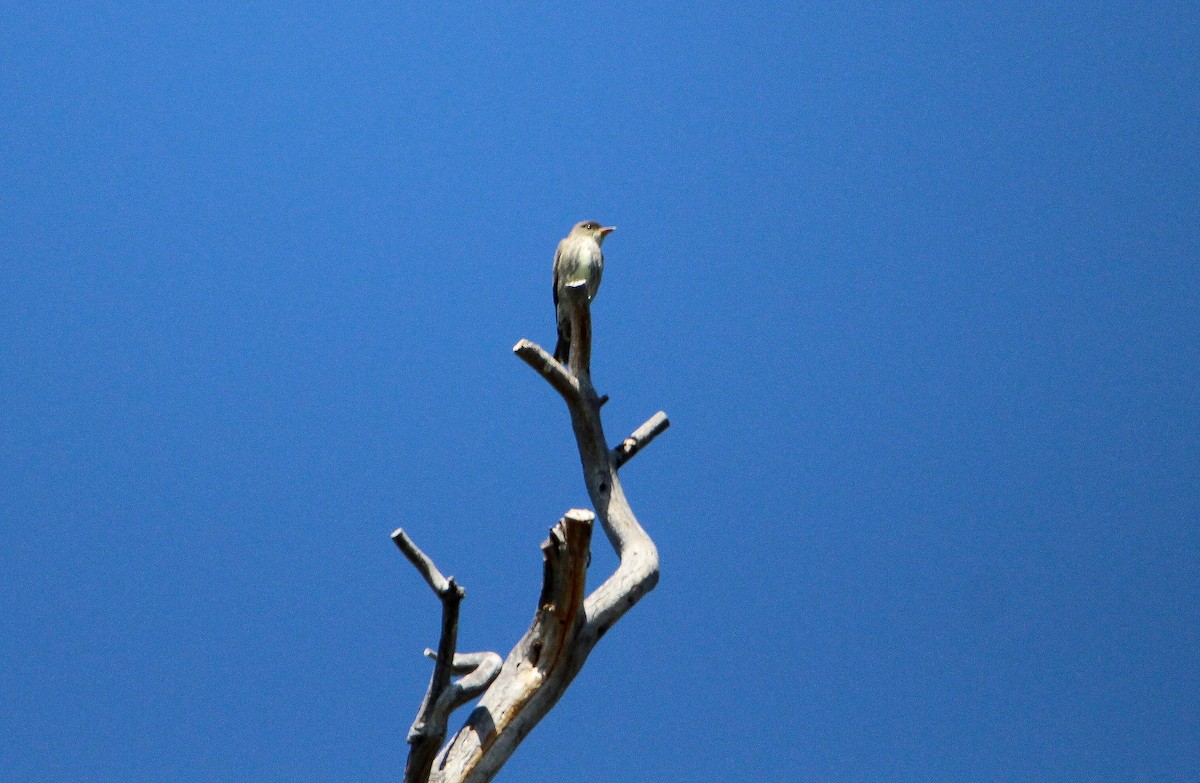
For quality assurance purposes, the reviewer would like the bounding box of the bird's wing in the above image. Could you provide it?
[552,241,563,308]
[587,242,604,301]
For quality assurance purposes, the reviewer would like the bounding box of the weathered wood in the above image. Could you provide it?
[613,411,671,469]
[392,530,500,783]
[397,278,667,783]
[430,510,594,783]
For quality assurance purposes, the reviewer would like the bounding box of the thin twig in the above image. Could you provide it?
[612,411,671,468]
[392,528,453,596]
[393,529,469,783]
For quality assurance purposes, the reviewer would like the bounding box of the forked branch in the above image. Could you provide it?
[397,279,668,783]
[393,529,501,783]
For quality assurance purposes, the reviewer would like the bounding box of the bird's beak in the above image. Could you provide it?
[600,226,616,236]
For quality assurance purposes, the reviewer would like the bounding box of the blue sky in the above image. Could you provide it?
[2,3,1197,781]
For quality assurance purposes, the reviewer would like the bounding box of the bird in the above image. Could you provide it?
[553,220,615,365]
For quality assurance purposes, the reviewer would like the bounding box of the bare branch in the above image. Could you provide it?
[513,339,580,402]
[562,280,592,377]
[421,650,504,720]
[393,529,473,783]
[441,652,503,709]
[428,274,664,783]
[423,650,503,678]
[612,411,671,469]
[392,528,453,597]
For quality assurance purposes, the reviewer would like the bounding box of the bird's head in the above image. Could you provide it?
[573,220,616,246]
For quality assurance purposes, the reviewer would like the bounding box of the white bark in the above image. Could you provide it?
[397,280,667,783]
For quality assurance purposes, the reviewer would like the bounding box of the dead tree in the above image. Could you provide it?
[392,279,669,783]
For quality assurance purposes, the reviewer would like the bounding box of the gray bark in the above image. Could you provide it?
[395,280,667,783]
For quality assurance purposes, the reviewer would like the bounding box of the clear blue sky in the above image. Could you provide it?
[2,3,1197,781]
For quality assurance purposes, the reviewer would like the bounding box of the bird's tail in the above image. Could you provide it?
[553,325,569,364]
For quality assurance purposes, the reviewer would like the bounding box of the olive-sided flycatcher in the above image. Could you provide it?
[553,220,615,364]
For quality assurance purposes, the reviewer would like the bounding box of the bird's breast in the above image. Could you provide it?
[556,239,603,302]
[574,254,595,282]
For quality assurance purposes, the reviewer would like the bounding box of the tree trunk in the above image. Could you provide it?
[393,280,668,783]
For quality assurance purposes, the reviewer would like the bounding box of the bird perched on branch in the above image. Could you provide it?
[553,220,615,365]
